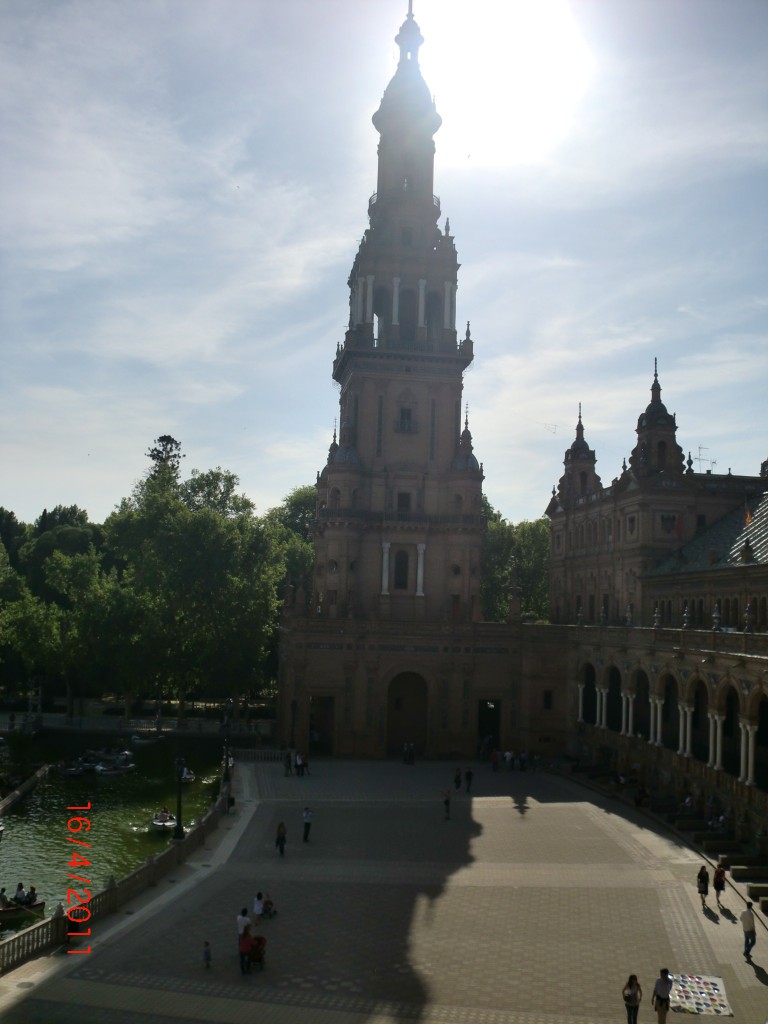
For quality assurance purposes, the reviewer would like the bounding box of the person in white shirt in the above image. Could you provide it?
[741,902,757,959]
[651,968,673,1023]
[236,907,251,950]
[253,893,264,919]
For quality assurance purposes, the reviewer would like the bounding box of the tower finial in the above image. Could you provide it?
[578,401,582,422]
[654,356,658,381]
[465,402,469,430]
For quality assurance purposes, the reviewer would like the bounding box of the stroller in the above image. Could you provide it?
[250,935,267,969]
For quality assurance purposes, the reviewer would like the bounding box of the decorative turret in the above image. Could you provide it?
[627,359,685,478]
[556,404,601,503]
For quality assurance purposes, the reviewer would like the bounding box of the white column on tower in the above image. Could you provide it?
[392,277,400,325]
[366,275,375,322]
[416,543,425,596]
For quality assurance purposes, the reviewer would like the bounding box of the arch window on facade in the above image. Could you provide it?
[329,487,341,510]
[394,550,409,590]
[397,406,416,433]
[397,491,412,516]
[657,440,667,467]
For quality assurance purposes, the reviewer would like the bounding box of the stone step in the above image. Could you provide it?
[718,853,764,869]
[694,830,736,843]
[730,864,768,882]
[746,882,768,900]
[701,838,741,854]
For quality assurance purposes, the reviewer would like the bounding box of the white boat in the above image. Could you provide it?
[95,761,136,776]
[150,812,177,832]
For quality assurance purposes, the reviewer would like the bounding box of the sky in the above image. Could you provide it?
[1,0,767,527]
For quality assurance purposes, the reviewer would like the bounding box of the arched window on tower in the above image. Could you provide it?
[399,289,417,344]
[657,440,667,468]
[329,488,341,510]
[579,471,588,496]
[394,550,409,590]
[425,291,442,343]
[373,286,390,347]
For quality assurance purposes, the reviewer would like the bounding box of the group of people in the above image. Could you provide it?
[621,969,674,1024]
[274,807,314,855]
[695,863,728,909]
[284,752,310,776]
[490,749,532,772]
[0,883,39,907]
[234,893,277,973]
[452,767,474,794]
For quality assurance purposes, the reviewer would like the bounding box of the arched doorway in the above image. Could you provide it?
[387,672,428,756]
[633,670,651,740]
[659,673,679,750]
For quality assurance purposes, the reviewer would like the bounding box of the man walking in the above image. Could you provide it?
[741,902,757,959]
[302,806,313,842]
[651,967,673,1023]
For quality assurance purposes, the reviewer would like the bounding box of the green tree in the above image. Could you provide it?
[480,498,550,622]
[179,467,254,518]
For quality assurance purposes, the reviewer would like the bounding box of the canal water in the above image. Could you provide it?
[0,733,224,936]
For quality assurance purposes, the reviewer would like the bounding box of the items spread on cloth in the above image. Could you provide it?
[670,973,733,1016]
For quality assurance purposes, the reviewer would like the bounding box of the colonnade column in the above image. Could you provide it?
[355,277,364,324]
[676,702,686,755]
[746,724,757,786]
[648,698,657,745]
[620,693,628,736]
[684,706,693,758]
[706,711,717,768]
[600,688,608,729]
[416,543,425,597]
[738,721,748,783]
[366,275,375,322]
[714,714,724,770]
[577,684,584,723]
[380,542,390,595]
[655,699,664,747]
[627,693,635,738]
[443,282,453,329]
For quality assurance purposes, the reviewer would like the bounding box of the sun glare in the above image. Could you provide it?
[419,0,594,167]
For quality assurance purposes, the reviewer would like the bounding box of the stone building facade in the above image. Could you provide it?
[277,7,768,823]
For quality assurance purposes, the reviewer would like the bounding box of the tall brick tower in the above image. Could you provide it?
[277,6,526,759]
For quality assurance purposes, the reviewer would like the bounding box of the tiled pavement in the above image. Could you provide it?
[0,761,766,1023]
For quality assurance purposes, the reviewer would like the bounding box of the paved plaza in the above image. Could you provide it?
[0,759,766,1023]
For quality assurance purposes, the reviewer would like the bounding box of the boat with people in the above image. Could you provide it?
[181,766,196,783]
[0,899,46,924]
[150,808,177,832]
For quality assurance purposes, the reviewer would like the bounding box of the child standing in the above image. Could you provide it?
[203,940,212,969]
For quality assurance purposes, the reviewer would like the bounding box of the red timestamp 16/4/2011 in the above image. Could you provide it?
[66,802,93,955]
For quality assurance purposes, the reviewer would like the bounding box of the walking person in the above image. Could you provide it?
[202,940,212,969]
[302,806,313,842]
[621,974,642,1024]
[464,767,473,793]
[696,864,709,910]
[741,901,757,959]
[442,789,451,820]
[275,821,287,857]
[284,752,293,777]
[651,968,673,1024]
[453,767,461,791]
[238,924,253,974]
[713,864,726,907]
[236,907,251,952]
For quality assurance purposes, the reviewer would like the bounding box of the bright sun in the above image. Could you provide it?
[418,0,595,167]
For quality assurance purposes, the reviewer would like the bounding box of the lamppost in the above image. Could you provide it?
[174,756,185,840]
[223,733,230,784]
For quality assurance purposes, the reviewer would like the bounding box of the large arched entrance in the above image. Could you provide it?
[387,672,428,756]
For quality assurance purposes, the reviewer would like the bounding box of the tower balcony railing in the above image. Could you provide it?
[368,190,441,215]
[316,507,485,529]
